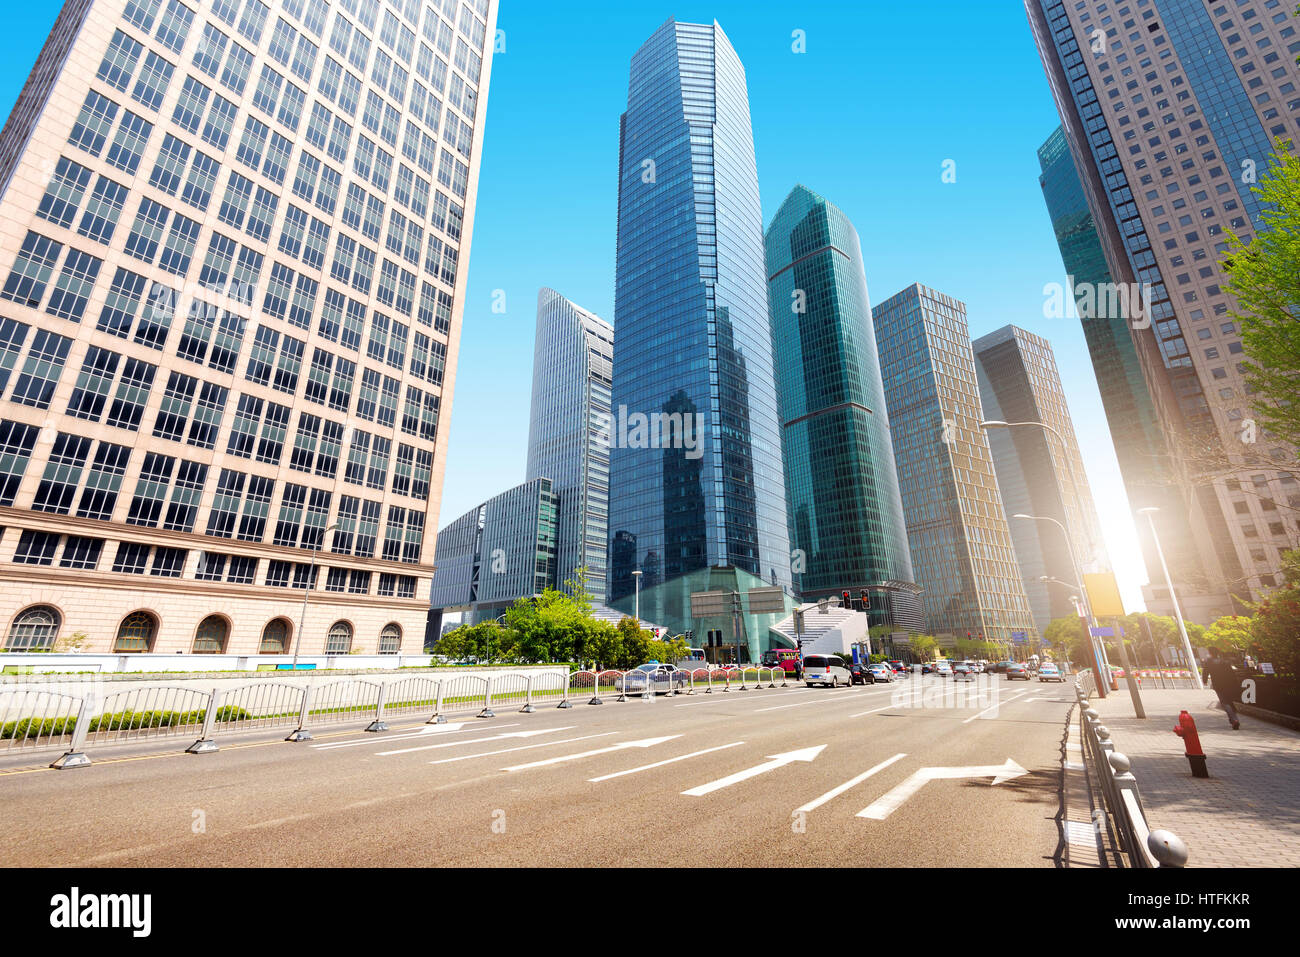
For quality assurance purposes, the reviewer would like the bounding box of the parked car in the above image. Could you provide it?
[1006,662,1030,681]
[803,654,852,688]
[622,663,690,694]
[1038,663,1064,683]
[867,663,895,683]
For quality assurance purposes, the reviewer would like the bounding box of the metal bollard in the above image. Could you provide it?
[186,688,223,754]
[478,677,496,718]
[520,676,536,713]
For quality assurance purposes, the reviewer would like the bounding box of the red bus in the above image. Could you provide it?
[762,648,802,675]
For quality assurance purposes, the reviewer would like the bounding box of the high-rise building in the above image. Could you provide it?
[525,288,613,604]
[874,284,1037,643]
[764,185,919,632]
[973,324,1111,635]
[428,477,557,625]
[1026,0,1300,620]
[0,0,496,655]
[607,18,792,645]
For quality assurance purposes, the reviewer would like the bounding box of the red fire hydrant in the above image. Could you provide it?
[1173,710,1208,778]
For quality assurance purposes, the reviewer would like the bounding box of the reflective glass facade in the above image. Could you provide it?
[526,287,613,603]
[764,185,914,617]
[973,324,1110,635]
[608,18,791,613]
[875,284,1036,642]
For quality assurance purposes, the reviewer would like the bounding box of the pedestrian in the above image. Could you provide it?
[1205,651,1242,730]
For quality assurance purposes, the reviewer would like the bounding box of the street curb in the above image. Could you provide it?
[1237,703,1300,733]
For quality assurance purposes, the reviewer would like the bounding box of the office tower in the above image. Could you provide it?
[974,324,1111,635]
[607,18,792,648]
[0,0,497,655]
[525,288,613,604]
[428,477,557,626]
[874,284,1037,643]
[764,185,920,632]
[1026,0,1300,620]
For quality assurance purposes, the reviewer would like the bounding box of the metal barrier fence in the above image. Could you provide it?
[1075,680,1187,868]
[5,664,801,770]
[1,689,84,756]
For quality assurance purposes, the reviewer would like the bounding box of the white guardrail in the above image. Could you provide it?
[2,667,793,769]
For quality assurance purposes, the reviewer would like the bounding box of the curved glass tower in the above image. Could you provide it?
[765,186,915,624]
[608,19,791,619]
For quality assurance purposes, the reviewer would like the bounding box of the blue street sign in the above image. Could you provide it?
[1011,631,1027,641]
[1090,627,1114,638]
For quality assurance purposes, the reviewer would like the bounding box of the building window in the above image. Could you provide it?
[325,621,353,655]
[379,623,401,655]
[113,611,157,653]
[192,615,228,654]
[5,605,61,651]
[260,618,290,654]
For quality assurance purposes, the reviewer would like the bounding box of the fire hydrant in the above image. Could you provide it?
[1173,710,1208,778]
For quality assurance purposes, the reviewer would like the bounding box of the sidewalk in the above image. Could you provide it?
[1090,687,1300,867]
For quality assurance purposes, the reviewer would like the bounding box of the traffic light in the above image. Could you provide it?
[859,589,871,612]
[842,591,852,610]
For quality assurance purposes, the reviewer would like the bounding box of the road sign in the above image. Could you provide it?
[682,745,826,796]
[1012,631,1027,643]
[856,759,1029,820]
[1084,572,1126,617]
[746,586,788,615]
[690,590,731,617]
[1090,626,1115,638]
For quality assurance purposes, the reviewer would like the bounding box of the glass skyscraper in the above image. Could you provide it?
[1026,0,1300,619]
[608,18,791,636]
[973,324,1111,636]
[764,185,917,629]
[875,284,1037,643]
[525,287,613,604]
[0,0,496,655]
[428,477,558,625]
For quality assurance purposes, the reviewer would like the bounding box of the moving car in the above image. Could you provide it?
[867,663,895,683]
[1038,663,1064,682]
[933,661,953,678]
[622,663,690,695]
[1006,662,1030,681]
[952,662,975,681]
[803,654,852,688]
[850,662,872,685]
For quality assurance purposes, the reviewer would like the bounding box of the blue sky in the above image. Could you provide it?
[0,1,1149,610]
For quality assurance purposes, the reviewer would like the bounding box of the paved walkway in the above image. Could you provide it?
[1090,687,1300,867]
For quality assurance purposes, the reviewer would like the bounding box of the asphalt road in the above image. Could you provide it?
[1,675,1075,867]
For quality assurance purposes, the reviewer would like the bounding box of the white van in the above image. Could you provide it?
[803,654,851,688]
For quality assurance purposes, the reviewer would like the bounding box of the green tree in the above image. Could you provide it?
[1221,141,1300,458]
[1203,616,1255,655]
[908,635,938,661]
[1252,550,1300,676]
[615,617,652,669]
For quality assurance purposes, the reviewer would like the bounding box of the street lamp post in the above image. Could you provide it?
[1137,507,1204,689]
[292,522,340,671]
[632,569,642,625]
[1014,512,1110,698]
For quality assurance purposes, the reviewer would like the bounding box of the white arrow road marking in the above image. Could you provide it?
[796,753,908,813]
[856,759,1029,820]
[428,732,616,766]
[378,726,567,757]
[502,735,681,772]
[682,745,826,796]
[313,722,479,750]
[962,691,1032,723]
[588,742,745,782]
[754,688,893,713]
